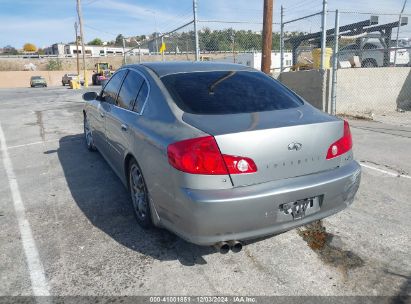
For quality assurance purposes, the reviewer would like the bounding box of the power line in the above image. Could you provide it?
[84,24,118,36]
[84,0,98,6]
[156,9,194,33]
[285,0,320,11]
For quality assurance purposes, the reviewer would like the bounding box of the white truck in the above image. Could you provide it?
[338,36,410,67]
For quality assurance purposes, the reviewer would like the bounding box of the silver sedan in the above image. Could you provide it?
[82,62,361,253]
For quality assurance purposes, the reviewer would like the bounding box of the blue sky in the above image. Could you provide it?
[0,0,409,49]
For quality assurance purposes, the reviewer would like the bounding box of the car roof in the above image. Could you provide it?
[132,61,255,77]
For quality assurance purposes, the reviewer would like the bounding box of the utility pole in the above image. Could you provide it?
[76,0,88,87]
[261,0,274,74]
[74,22,80,79]
[193,0,200,61]
[320,0,328,70]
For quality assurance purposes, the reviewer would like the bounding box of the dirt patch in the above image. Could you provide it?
[298,221,364,277]
[338,113,374,121]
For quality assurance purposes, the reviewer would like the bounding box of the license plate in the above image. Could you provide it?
[279,197,315,220]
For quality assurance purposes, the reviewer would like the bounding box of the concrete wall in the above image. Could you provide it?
[336,67,411,114]
[279,67,411,115]
[0,53,232,71]
[278,70,328,111]
[0,70,94,88]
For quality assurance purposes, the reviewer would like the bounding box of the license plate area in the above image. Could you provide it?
[279,196,320,220]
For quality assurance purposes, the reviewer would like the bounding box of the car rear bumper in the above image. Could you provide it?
[165,161,361,246]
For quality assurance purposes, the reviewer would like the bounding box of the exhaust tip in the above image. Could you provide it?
[230,241,243,253]
[214,242,230,254]
[220,243,230,254]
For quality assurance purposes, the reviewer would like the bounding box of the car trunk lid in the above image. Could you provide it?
[183,105,343,186]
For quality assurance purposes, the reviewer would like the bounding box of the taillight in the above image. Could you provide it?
[326,120,352,159]
[167,136,257,175]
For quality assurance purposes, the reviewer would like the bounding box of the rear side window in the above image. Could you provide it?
[363,43,378,49]
[101,70,126,104]
[117,70,144,110]
[133,81,149,113]
[161,71,303,115]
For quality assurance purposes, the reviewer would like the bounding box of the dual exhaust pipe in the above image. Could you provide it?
[214,241,243,254]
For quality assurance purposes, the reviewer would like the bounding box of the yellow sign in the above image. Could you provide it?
[159,42,166,53]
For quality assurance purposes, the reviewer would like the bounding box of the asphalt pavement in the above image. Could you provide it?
[0,87,409,299]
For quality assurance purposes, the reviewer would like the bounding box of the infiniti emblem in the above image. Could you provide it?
[288,142,303,151]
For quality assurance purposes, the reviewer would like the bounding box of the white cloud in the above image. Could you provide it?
[91,0,177,23]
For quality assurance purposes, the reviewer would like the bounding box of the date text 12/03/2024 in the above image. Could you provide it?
[149,296,257,303]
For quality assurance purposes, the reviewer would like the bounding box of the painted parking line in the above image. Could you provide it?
[7,137,83,150]
[360,163,411,179]
[7,139,58,150]
[0,122,50,296]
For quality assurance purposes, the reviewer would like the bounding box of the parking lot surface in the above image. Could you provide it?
[0,87,410,297]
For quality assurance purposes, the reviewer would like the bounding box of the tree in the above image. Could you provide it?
[23,43,37,52]
[88,38,103,45]
[115,34,124,46]
[2,45,18,55]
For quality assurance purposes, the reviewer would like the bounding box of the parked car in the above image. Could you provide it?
[339,36,409,67]
[62,73,84,86]
[30,76,47,87]
[82,62,361,252]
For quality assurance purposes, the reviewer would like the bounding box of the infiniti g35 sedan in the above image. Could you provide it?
[82,62,361,252]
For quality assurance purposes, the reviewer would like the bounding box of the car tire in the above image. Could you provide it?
[362,59,377,68]
[62,82,65,86]
[128,159,153,229]
[83,115,96,151]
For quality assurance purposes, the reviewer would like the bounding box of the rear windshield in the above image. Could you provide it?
[161,71,303,115]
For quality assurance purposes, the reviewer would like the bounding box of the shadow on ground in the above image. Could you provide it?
[56,134,217,266]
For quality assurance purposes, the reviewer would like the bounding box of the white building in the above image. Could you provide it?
[215,52,293,72]
[44,43,149,57]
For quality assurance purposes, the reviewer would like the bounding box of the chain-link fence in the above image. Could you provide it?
[279,6,411,116]
[333,11,411,115]
[281,10,323,70]
[125,21,196,64]
[198,20,271,68]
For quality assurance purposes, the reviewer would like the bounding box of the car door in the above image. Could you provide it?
[105,69,146,175]
[93,70,127,159]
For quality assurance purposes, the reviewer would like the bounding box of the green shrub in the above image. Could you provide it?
[46,59,62,71]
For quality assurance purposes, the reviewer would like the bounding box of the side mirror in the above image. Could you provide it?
[83,91,98,101]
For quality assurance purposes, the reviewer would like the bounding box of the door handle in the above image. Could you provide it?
[121,124,128,131]
[99,112,105,118]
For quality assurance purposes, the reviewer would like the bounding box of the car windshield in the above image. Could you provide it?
[161,71,303,115]
[32,76,43,79]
